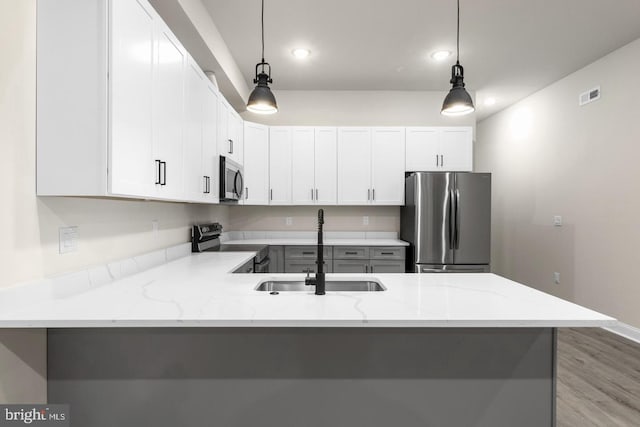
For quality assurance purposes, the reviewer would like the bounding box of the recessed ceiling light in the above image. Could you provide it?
[291,48,310,59]
[484,97,497,106]
[430,50,451,61]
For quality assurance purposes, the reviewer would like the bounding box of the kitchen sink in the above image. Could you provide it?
[255,279,386,292]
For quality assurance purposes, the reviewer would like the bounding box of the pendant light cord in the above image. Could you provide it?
[261,0,265,65]
[456,0,460,65]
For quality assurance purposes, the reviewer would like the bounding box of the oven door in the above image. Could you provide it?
[220,156,244,201]
[254,257,270,273]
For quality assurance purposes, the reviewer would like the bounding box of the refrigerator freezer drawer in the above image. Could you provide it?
[415,264,490,273]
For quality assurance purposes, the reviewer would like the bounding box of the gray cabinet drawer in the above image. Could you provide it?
[285,246,332,259]
[333,259,369,273]
[369,260,405,273]
[284,259,333,274]
[333,246,369,260]
[370,247,406,260]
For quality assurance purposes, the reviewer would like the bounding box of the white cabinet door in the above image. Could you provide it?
[439,127,473,171]
[109,0,155,197]
[230,111,244,165]
[202,82,219,203]
[243,121,270,205]
[405,127,439,172]
[405,127,473,172]
[217,98,231,160]
[371,128,405,205]
[269,127,292,205]
[314,127,337,205]
[337,128,371,205]
[184,58,205,202]
[291,127,316,205]
[154,23,185,200]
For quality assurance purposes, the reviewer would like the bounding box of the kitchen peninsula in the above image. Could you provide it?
[0,249,614,427]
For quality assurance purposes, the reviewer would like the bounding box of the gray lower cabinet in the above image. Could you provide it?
[268,245,285,273]
[333,246,406,273]
[369,259,405,273]
[284,259,333,274]
[333,259,369,274]
[285,246,332,260]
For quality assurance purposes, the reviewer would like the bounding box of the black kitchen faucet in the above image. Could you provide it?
[305,209,326,295]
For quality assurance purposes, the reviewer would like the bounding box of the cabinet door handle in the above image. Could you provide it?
[203,176,207,194]
[160,161,167,186]
[345,251,358,255]
[365,264,368,273]
[302,251,314,255]
[372,189,375,201]
[367,189,370,201]
[311,189,314,201]
[370,265,374,273]
[315,189,318,200]
[380,252,394,255]
[155,160,161,185]
[441,154,444,167]
[228,139,233,154]
[246,187,249,199]
[270,189,273,200]
[436,154,439,167]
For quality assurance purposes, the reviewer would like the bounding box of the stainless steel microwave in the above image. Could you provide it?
[219,156,244,202]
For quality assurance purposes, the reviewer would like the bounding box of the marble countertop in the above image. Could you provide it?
[222,238,409,246]
[0,251,615,328]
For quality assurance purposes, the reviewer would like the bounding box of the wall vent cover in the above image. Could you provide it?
[579,86,600,106]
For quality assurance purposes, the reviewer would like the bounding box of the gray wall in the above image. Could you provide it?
[476,37,640,328]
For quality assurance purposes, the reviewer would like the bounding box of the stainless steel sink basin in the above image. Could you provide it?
[255,280,386,292]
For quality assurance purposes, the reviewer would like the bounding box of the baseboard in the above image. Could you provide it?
[603,322,640,345]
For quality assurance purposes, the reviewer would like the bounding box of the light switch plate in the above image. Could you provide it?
[553,216,563,226]
[363,216,369,226]
[59,226,78,254]
[285,217,293,226]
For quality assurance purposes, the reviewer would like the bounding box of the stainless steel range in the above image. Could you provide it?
[191,223,270,273]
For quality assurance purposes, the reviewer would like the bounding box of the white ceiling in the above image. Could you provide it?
[202,0,640,119]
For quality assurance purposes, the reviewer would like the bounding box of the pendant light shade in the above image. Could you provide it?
[247,0,278,114]
[441,0,474,116]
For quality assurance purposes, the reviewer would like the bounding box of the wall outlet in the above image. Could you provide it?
[553,272,560,284]
[59,226,78,254]
[363,216,369,226]
[152,220,159,234]
[285,217,293,226]
[553,216,563,226]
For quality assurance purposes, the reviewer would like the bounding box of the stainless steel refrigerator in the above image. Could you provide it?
[401,172,491,273]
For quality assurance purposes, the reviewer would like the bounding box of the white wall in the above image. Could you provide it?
[0,0,228,403]
[228,206,400,232]
[476,37,640,329]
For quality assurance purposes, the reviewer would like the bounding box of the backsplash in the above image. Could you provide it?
[226,206,400,232]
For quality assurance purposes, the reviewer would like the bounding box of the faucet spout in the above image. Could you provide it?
[315,209,325,295]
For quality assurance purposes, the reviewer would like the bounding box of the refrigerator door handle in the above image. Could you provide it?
[454,188,461,249]
[448,189,456,250]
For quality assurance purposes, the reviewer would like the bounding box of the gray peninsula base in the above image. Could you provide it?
[48,327,556,427]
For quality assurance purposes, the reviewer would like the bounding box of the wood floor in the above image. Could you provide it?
[557,328,640,426]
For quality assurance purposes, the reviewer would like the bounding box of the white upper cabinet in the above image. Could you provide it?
[218,99,244,165]
[313,127,338,205]
[202,82,219,203]
[153,22,186,200]
[37,0,228,204]
[405,127,473,172]
[337,127,404,205]
[108,0,156,198]
[269,127,292,205]
[337,128,372,205]
[371,128,405,205]
[291,128,316,205]
[243,122,270,205]
[184,56,218,203]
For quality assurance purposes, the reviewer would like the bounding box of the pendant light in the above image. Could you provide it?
[441,0,475,116]
[247,0,278,114]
